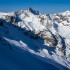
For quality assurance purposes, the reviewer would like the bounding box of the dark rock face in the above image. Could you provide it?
[0,21,3,26]
[28,7,39,15]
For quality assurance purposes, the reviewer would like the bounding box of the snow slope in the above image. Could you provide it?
[0,20,61,70]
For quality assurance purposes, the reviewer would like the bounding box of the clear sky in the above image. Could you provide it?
[0,0,70,14]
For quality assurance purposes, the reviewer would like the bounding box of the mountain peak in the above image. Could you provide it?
[65,10,70,13]
[15,10,24,15]
[27,7,39,15]
[59,10,70,16]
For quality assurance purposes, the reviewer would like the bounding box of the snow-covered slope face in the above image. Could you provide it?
[0,8,70,70]
[51,11,70,59]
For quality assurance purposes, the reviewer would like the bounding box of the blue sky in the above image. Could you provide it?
[0,0,70,14]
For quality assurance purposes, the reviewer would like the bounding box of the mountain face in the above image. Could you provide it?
[0,8,70,70]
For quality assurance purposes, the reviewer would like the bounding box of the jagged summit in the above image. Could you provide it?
[27,7,39,15]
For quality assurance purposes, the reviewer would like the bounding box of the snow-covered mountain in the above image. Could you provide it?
[0,8,70,70]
